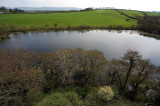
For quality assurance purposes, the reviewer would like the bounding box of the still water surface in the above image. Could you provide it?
[0,30,160,66]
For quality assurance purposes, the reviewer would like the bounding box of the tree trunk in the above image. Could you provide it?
[122,59,134,92]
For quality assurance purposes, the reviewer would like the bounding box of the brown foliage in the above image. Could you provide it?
[0,48,156,105]
[0,49,43,105]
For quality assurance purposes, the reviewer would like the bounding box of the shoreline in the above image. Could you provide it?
[0,25,160,40]
[0,25,137,39]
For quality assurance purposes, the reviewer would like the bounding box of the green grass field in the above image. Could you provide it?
[118,10,144,17]
[0,9,137,28]
[146,12,160,16]
[0,9,160,32]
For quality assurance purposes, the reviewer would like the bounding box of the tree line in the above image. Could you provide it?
[138,16,160,35]
[0,48,160,105]
[0,6,24,13]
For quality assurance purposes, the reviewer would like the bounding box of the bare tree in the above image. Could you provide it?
[108,50,153,100]
[74,48,108,85]
[107,59,122,85]
[56,49,76,86]
[40,52,56,81]
[120,50,142,92]
[131,59,153,93]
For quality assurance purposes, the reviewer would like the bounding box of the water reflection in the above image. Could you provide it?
[0,30,160,66]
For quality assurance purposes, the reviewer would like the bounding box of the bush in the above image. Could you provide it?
[54,23,58,27]
[63,92,84,106]
[54,85,97,98]
[36,91,84,106]
[45,24,50,27]
[36,93,72,106]
[30,26,39,31]
[84,86,114,106]
[9,25,18,31]
[85,92,109,106]
[97,86,114,102]
[76,85,97,98]
[53,85,77,93]
[84,93,98,106]
[24,89,45,105]
[0,25,7,33]
[136,93,147,102]
[111,85,122,100]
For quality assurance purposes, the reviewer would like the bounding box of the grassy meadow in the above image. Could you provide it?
[146,12,160,16]
[0,10,137,28]
[0,9,160,34]
[118,10,144,17]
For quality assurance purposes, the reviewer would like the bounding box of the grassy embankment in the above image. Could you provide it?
[0,9,160,39]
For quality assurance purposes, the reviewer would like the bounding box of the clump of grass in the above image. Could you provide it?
[0,25,10,40]
[45,24,50,27]
[54,24,58,27]
[9,25,18,31]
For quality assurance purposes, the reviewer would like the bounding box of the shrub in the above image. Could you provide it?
[36,91,84,106]
[53,85,97,98]
[97,86,114,102]
[84,93,99,106]
[9,25,18,31]
[36,93,72,106]
[84,92,108,106]
[54,23,58,27]
[63,92,84,106]
[30,26,39,31]
[67,25,71,29]
[0,25,7,33]
[24,88,45,105]
[76,84,97,98]
[136,93,148,102]
[45,24,50,27]
[111,85,122,100]
[53,86,76,93]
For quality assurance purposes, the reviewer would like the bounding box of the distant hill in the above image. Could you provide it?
[7,7,82,11]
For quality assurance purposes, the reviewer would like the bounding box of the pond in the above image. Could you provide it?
[0,30,160,66]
